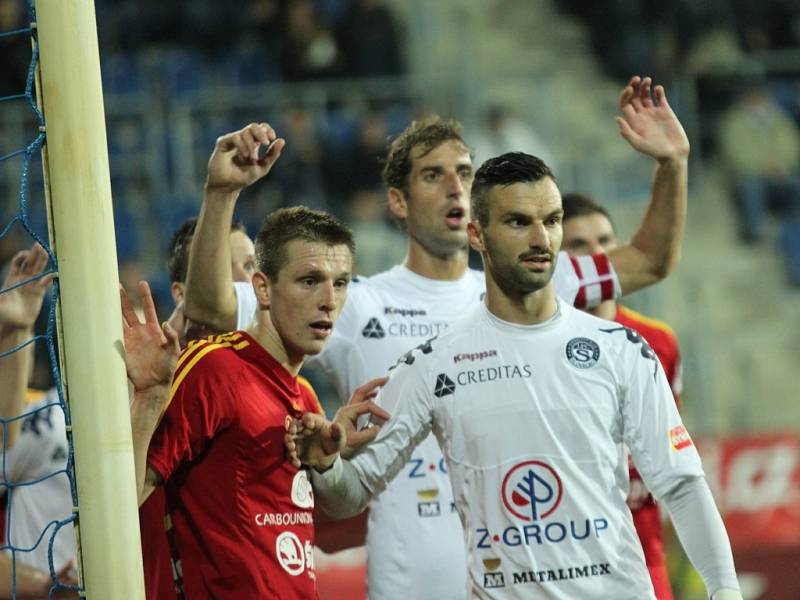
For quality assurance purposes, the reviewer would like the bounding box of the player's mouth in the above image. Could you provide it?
[444,206,466,229]
[309,320,333,338]
[520,254,552,271]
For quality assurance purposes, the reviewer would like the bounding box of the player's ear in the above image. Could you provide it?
[387,187,408,222]
[252,271,271,310]
[467,220,485,253]
[170,282,185,305]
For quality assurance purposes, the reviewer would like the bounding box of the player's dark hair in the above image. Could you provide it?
[255,206,355,280]
[382,116,469,192]
[561,193,615,230]
[470,152,556,226]
[167,217,246,284]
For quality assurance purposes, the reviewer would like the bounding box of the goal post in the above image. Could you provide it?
[34,1,145,597]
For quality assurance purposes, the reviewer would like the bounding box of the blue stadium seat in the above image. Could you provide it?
[156,50,209,97]
[101,54,146,96]
[218,48,280,88]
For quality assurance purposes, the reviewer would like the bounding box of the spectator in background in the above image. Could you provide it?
[336,110,390,198]
[337,0,403,78]
[0,0,29,96]
[471,105,558,173]
[280,0,342,80]
[271,107,329,212]
[347,188,406,276]
[718,81,800,285]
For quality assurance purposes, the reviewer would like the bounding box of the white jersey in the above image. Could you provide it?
[234,253,621,600]
[3,390,77,571]
[349,299,704,599]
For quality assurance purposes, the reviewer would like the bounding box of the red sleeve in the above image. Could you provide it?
[147,345,239,481]
[665,341,682,410]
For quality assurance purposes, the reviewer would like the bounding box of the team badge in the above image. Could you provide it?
[565,337,600,369]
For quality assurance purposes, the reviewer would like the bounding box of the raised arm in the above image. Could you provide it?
[121,281,180,505]
[607,76,690,294]
[0,243,50,449]
[183,123,284,331]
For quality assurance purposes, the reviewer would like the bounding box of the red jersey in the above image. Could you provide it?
[140,488,176,600]
[615,305,681,600]
[147,331,323,600]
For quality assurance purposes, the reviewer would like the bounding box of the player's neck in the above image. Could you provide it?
[248,310,305,376]
[483,278,558,325]
[404,239,468,281]
[587,299,617,321]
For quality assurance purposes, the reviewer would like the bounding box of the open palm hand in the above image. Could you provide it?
[121,281,179,393]
[617,76,690,163]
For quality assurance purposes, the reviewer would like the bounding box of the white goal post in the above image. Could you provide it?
[35,1,146,597]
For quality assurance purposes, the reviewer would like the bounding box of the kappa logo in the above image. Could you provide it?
[362,317,385,339]
[433,373,456,398]
[502,460,563,522]
[600,326,658,379]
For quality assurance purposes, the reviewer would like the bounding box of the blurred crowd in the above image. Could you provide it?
[562,0,800,286]
[2,0,800,392]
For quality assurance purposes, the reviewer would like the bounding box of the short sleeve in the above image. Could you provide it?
[233,282,257,330]
[147,349,239,482]
[620,342,703,500]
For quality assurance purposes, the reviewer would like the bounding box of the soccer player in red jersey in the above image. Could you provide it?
[127,125,385,600]
[138,216,259,600]
[562,192,682,600]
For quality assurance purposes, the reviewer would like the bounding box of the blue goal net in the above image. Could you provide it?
[0,1,81,597]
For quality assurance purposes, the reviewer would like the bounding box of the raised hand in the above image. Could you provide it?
[0,242,51,332]
[336,377,390,457]
[616,76,690,163]
[285,413,346,471]
[120,281,180,394]
[205,122,286,194]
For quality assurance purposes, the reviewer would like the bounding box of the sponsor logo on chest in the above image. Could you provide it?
[361,316,448,339]
[476,460,609,551]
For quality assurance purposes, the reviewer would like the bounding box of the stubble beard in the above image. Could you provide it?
[486,247,556,297]
[408,224,469,259]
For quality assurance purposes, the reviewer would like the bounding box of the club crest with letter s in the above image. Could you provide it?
[565,337,600,369]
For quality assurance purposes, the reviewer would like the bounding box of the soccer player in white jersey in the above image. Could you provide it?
[0,243,78,598]
[287,152,742,600]
[183,76,690,598]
